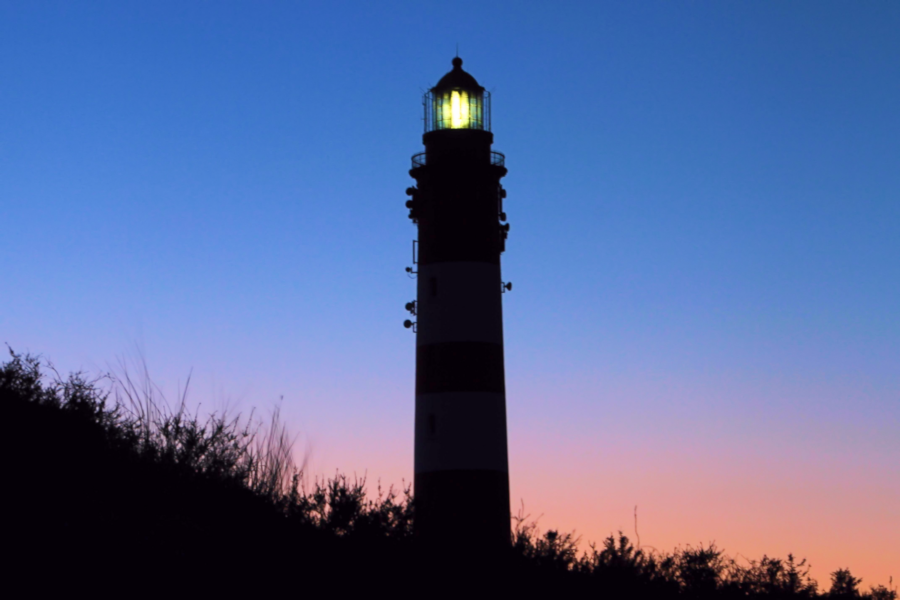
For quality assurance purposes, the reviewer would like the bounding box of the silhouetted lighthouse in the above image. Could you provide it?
[404,57,511,557]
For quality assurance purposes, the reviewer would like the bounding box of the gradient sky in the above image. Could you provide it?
[2,1,898,586]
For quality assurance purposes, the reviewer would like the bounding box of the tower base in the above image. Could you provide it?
[414,469,510,558]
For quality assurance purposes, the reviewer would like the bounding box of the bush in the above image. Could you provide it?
[3,349,413,593]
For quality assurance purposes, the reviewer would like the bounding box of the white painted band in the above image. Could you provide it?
[416,262,504,346]
[414,391,509,474]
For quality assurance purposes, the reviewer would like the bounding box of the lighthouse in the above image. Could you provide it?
[405,57,511,558]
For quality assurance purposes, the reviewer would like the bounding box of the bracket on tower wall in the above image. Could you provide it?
[405,240,418,277]
[406,187,418,222]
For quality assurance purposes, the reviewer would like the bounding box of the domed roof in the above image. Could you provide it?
[433,57,484,92]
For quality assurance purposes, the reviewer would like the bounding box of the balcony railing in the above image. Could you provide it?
[410,151,505,169]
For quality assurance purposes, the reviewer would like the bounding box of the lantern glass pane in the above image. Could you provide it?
[441,92,451,129]
[429,89,485,131]
[460,91,470,128]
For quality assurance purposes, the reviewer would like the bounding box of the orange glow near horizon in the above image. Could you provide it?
[502,415,900,590]
[294,440,898,590]
[290,380,899,591]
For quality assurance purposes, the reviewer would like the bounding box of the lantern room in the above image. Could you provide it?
[425,57,491,132]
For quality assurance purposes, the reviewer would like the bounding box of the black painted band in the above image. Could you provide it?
[416,341,505,394]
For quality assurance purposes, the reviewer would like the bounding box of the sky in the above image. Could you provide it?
[2,0,898,586]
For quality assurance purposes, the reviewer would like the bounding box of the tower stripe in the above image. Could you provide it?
[414,391,508,473]
[415,262,503,346]
[415,342,505,394]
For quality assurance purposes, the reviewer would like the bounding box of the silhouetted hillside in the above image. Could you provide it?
[3,350,894,598]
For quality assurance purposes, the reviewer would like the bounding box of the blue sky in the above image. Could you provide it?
[2,1,898,582]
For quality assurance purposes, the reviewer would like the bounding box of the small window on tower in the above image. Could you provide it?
[430,277,438,297]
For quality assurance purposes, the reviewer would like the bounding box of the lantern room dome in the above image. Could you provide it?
[424,57,491,132]
[433,57,484,92]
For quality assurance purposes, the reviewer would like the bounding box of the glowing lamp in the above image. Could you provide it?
[426,57,490,132]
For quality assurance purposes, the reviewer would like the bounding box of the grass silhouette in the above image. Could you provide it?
[3,349,895,598]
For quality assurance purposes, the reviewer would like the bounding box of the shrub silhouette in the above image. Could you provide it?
[830,569,863,598]
[4,350,413,594]
[3,349,895,598]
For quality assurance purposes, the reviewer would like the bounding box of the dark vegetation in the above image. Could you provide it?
[4,349,895,598]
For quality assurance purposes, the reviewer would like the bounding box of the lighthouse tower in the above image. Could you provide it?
[405,57,511,557]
